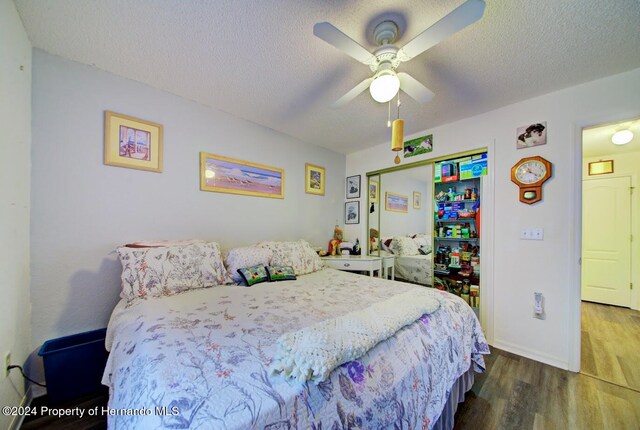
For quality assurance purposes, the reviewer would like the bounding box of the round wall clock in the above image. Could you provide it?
[510,156,552,204]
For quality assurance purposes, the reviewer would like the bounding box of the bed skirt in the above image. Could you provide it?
[432,367,475,430]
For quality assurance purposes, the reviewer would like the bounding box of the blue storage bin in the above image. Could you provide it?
[38,328,109,404]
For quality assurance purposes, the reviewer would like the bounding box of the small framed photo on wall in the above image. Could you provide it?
[305,163,325,195]
[516,122,547,149]
[104,111,163,172]
[346,175,361,199]
[413,191,422,209]
[345,201,360,224]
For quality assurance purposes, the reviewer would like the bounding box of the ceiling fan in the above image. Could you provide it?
[313,0,486,108]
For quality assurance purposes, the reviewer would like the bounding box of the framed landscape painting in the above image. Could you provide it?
[413,191,421,209]
[200,152,284,199]
[104,111,163,172]
[385,192,408,213]
[369,180,379,203]
[305,163,325,195]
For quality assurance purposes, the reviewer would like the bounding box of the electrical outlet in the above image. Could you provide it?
[4,352,10,377]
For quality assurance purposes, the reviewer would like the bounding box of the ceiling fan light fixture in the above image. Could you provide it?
[611,129,633,145]
[370,72,400,103]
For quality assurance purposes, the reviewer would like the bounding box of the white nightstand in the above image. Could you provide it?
[322,255,382,277]
[381,255,395,280]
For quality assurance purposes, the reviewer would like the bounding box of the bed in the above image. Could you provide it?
[381,235,434,286]
[394,254,433,286]
[103,241,488,429]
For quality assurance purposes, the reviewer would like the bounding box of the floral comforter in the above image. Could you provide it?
[394,254,433,286]
[103,268,489,429]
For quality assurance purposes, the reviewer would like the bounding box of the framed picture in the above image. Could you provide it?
[345,201,360,224]
[404,134,433,158]
[588,160,614,175]
[385,192,408,213]
[516,122,547,149]
[413,191,421,209]
[305,163,325,195]
[104,111,163,172]
[200,152,284,199]
[369,180,379,203]
[346,175,361,199]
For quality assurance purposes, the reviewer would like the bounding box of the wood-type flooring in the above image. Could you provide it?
[581,300,640,391]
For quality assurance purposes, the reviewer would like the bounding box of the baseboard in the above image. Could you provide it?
[9,386,32,430]
[491,338,569,370]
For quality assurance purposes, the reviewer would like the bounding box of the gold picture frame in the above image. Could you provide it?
[413,191,422,209]
[104,111,163,172]
[305,163,325,195]
[369,180,379,203]
[385,192,408,213]
[200,152,284,199]
[588,160,614,176]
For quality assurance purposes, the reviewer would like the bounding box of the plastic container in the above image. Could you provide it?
[38,328,108,404]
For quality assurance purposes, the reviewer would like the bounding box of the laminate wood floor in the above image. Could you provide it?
[581,300,640,391]
[20,347,640,429]
[454,347,640,430]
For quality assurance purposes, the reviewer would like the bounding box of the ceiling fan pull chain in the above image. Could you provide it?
[396,93,401,120]
[387,100,391,127]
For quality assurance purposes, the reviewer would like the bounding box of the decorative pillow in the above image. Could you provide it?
[419,245,433,255]
[412,236,430,248]
[260,240,324,275]
[224,246,272,283]
[389,236,420,256]
[266,265,297,282]
[380,237,394,253]
[117,241,230,303]
[237,265,269,286]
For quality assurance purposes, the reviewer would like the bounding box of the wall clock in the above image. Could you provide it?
[510,156,552,204]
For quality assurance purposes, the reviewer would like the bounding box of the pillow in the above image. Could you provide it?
[224,246,272,283]
[412,236,430,248]
[237,265,269,286]
[266,265,297,282]
[419,245,433,255]
[380,237,394,253]
[260,240,324,275]
[117,241,230,303]
[124,239,205,248]
[389,236,420,256]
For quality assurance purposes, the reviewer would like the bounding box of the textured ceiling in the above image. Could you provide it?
[14,0,640,154]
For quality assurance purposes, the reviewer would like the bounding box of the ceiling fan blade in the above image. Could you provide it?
[332,78,374,108]
[398,73,434,104]
[397,0,486,61]
[314,22,376,65]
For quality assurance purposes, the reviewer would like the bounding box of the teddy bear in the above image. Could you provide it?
[328,225,343,256]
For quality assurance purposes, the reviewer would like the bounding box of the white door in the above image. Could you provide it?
[582,176,632,307]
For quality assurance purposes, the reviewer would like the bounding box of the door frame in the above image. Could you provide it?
[569,117,640,372]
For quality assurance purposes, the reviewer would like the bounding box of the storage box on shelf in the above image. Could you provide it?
[433,173,481,316]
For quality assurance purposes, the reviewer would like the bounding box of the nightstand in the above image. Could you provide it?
[322,255,382,277]
[381,255,395,280]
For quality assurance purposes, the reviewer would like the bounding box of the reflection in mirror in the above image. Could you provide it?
[367,175,380,256]
[375,165,434,286]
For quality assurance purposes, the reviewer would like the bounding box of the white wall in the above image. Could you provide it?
[347,67,640,369]
[379,169,429,238]
[30,50,345,347]
[583,152,640,310]
[0,0,32,426]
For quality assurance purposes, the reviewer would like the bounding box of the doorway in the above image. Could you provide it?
[580,119,640,390]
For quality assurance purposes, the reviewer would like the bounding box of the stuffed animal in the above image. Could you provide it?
[328,225,343,256]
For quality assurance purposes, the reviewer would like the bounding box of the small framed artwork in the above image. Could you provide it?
[104,111,163,172]
[345,201,360,224]
[305,163,325,195]
[413,191,421,209]
[385,192,408,213]
[404,134,433,158]
[200,152,284,198]
[369,180,379,203]
[588,160,614,176]
[517,122,547,149]
[346,175,361,199]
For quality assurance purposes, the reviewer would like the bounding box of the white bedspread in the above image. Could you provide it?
[271,287,441,383]
[395,254,433,285]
